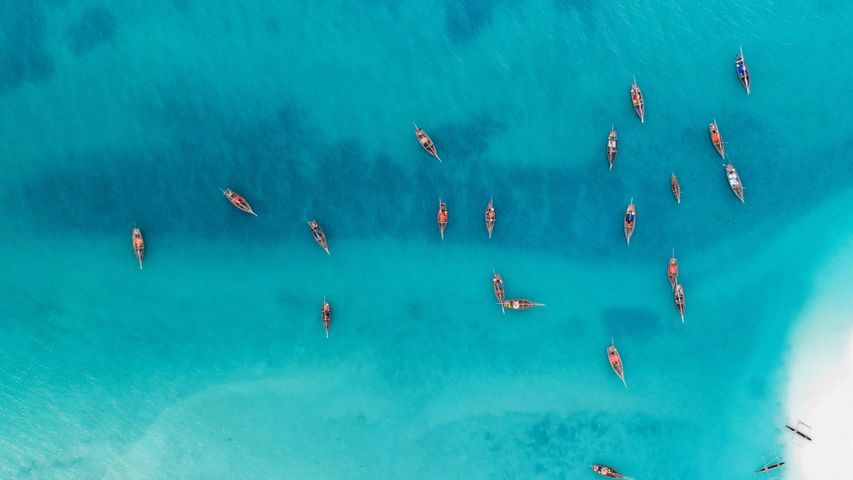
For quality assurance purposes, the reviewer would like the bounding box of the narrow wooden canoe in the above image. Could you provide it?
[667,249,679,290]
[671,173,681,204]
[592,464,632,479]
[437,199,448,240]
[321,298,332,338]
[624,198,636,245]
[607,341,627,388]
[630,77,644,123]
[131,227,144,270]
[492,271,505,314]
[709,120,725,159]
[724,163,745,203]
[414,123,441,162]
[221,188,257,216]
[502,299,545,311]
[606,126,618,171]
[736,46,751,95]
[485,197,496,239]
[674,283,686,323]
[308,219,331,255]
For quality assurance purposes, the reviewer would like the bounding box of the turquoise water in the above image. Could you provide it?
[2,1,853,478]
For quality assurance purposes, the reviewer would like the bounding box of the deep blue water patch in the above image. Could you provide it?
[0,1,54,95]
[444,0,499,44]
[66,6,117,57]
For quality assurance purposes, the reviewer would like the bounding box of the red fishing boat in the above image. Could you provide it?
[725,162,745,203]
[502,299,545,311]
[667,249,679,289]
[485,197,496,238]
[607,340,627,388]
[437,199,448,240]
[624,198,636,245]
[671,173,681,204]
[736,46,751,95]
[131,227,144,270]
[630,76,644,123]
[709,119,725,158]
[414,122,441,162]
[321,298,331,338]
[592,464,633,479]
[307,219,331,255]
[492,271,506,314]
[221,188,257,216]
[606,126,618,171]
[674,283,686,323]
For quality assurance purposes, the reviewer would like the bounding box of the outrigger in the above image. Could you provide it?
[785,421,814,443]
[724,162,745,203]
[668,249,679,289]
[674,283,686,323]
[414,122,441,162]
[709,119,725,159]
[321,298,332,338]
[624,198,636,245]
[736,46,751,95]
[607,340,627,388]
[307,219,331,255]
[592,464,633,479]
[131,227,144,270]
[485,197,496,239]
[630,76,645,123]
[607,126,618,171]
[437,199,448,240]
[755,456,785,477]
[502,299,545,311]
[492,271,506,314]
[671,173,681,204]
[221,188,257,216]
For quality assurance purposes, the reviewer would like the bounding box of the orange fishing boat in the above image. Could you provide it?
[221,188,257,216]
[607,340,627,388]
[623,198,636,245]
[709,119,725,158]
[725,162,745,203]
[492,271,506,314]
[437,199,448,240]
[667,249,679,289]
[671,173,681,204]
[606,126,618,171]
[485,197,496,238]
[736,46,750,95]
[307,219,331,255]
[592,464,633,479]
[630,76,645,123]
[674,283,686,323]
[321,298,332,338]
[502,299,545,310]
[131,227,144,269]
[414,122,441,162]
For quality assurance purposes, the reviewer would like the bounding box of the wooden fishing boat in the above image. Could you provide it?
[736,46,751,95]
[724,163,745,203]
[492,271,506,314]
[221,188,257,216]
[502,299,545,311]
[485,197,496,239]
[321,298,332,338]
[307,219,331,255]
[709,119,725,159]
[607,340,627,388]
[606,126,618,171]
[671,173,681,204]
[630,76,644,123]
[674,283,686,323]
[755,460,785,474]
[131,227,144,270]
[592,464,633,479]
[437,199,448,240]
[667,249,679,289]
[623,198,636,245]
[414,122,441,162]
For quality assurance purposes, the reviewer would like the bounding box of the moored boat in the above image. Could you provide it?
[131,227,144,270]
[607,340,627,388]
[674,283,686,323]
[667,249,679,289]
[709,119,725,158]
[630,76,645,123]
[307,219,331,255]
[492,271,506,314]
[502,299,545,311]
[414,122,441,162]
[221,188,257,216]
[624,198,636,245]
[321,298,332,338]
[724,163,745,203]
[755,460,785,474]
[592,464,633,479]
[736,46,751,95]
[671,173,681,204]
[485,197,496,238]
[437,199,448,240]
[606,126,618,171]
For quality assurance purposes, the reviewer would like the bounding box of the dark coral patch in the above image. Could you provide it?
[66,7,117,57]
[0,2,55,95]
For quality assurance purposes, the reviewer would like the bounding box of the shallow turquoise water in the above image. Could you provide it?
[2,1,853,478]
